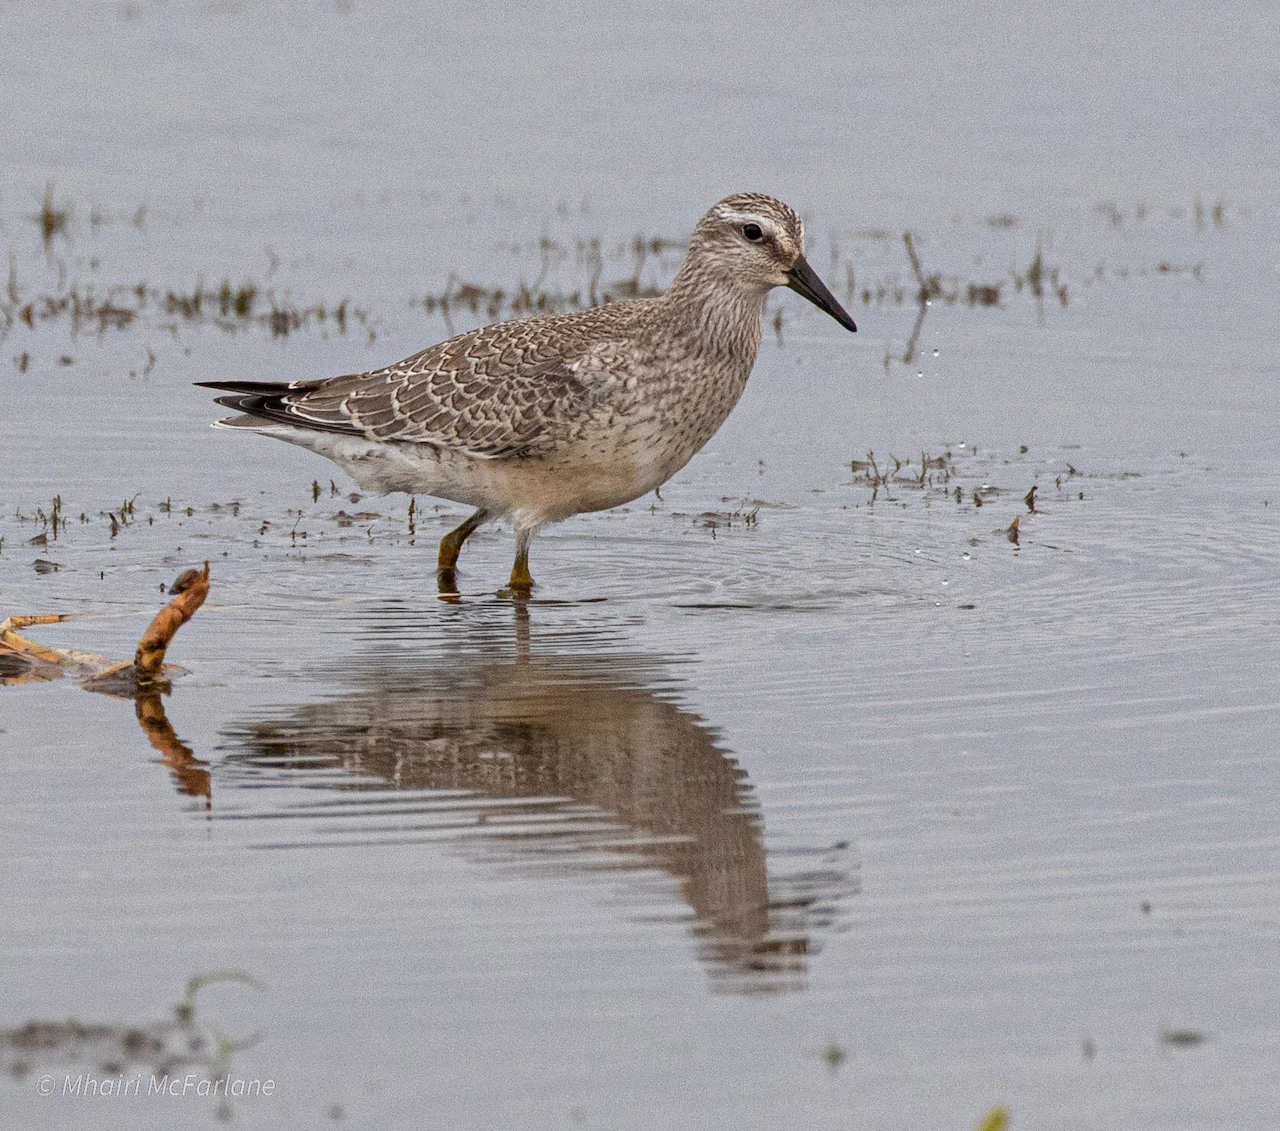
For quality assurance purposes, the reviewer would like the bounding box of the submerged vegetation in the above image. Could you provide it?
[846,444,1095,554]
[30,183,70,250]
[0,265,373,342]
[0,188,1218,369]
[0,973,260,1119]
[415,233,675,327]
[0,441,1110,586]
[412,228,1071,334]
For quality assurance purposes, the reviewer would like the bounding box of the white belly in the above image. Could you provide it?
[225,373,742,523]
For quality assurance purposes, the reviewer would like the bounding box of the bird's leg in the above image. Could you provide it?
[437,508,490,588]
[508,525,537,593]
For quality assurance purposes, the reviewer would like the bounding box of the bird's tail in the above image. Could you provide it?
[194,379,301,395]
[193,378,360,435]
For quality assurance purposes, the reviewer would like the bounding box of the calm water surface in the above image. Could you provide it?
[2,1,1279,1128]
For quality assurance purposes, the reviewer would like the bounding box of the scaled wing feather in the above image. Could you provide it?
[273,331,601,458]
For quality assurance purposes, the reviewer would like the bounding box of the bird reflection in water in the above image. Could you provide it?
[218,602,853,993]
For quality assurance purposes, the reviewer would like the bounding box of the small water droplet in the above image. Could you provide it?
[916,370,923,378]
[932,348,939,357]
[914,548,923,555]
[942,579,950,586]
[962,552,971,560]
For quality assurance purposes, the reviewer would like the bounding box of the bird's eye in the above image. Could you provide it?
[742,223,764,242]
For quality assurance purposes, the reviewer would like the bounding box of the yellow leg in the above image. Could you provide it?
[508,526,536,592]
[437,509,489,572]
[508,553,534,592]
[437,568,461,598]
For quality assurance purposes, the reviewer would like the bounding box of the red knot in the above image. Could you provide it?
[198,193,857,592]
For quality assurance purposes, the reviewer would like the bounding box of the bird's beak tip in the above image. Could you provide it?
[785,256,858,335]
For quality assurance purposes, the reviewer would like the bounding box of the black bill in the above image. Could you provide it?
[785,255,857,332]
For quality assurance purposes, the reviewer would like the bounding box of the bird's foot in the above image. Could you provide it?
[507,556,534,595]
[436,567,462,601]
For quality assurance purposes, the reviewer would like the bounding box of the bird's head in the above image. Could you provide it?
[686,193,857,332]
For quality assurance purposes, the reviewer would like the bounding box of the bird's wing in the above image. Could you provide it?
[239,321,622,459]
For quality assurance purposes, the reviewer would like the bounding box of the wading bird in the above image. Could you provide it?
[198,194,857,592]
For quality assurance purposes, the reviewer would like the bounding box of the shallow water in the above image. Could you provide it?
[3,1,1280,1128]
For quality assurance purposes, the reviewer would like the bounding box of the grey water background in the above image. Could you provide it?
[2,1,1279,1128]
